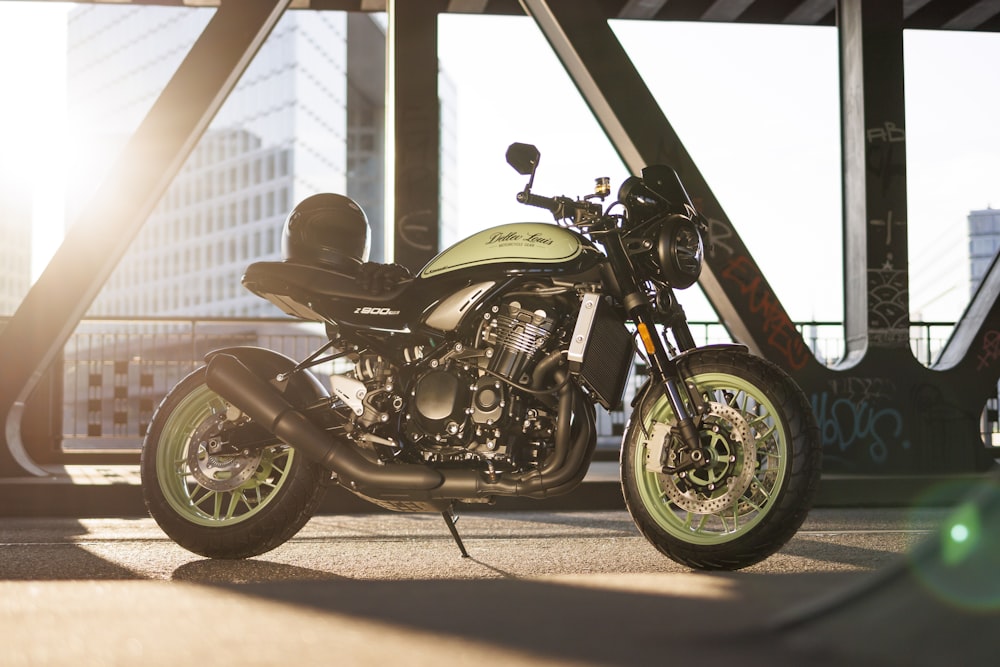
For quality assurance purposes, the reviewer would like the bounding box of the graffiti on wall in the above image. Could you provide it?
[810,377,907,465]
[867,262,909,345]
[702,211,812,371]
[720,254,810,371]
[976,330,1000,371]
[865,120,910,348]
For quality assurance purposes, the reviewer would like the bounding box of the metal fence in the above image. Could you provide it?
[62,318,329,451]
[59,317,956,452]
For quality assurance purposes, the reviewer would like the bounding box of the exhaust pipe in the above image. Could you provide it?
[205,353,594,502]
[472,378,596,499]
[205,353,442,490]
[349,370,598,502]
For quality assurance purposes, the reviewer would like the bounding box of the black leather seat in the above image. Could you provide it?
[243,260,412,305]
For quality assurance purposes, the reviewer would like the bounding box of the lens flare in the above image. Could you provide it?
[940,502,980,566]
[906,480,999,611]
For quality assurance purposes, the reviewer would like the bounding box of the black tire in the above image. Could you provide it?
[621,348,821,570]
[140,367,327,559]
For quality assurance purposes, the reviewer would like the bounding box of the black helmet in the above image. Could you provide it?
[282,193,371,271]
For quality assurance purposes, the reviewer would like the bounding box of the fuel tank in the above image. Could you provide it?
[419,223,601,279]
[244,223,605,334]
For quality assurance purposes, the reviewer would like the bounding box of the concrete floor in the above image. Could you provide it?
[1,506,995,666]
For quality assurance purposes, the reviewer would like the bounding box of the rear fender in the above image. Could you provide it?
[205,346,330,408]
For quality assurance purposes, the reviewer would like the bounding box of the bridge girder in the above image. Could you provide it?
[0,0,997,478]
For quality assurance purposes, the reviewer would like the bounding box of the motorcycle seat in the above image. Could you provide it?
[242,260,412,315]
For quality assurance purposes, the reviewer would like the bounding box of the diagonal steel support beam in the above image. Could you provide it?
[519,0,820,375]
[937,251,1000,396]
[521,0,997,475]
[0,0,291,476]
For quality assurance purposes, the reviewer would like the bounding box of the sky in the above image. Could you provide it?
[436,15,1000,322]
[1,3,999,324]
[0,2,69,282]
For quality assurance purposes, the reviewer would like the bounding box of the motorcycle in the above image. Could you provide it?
[141,142,821,570]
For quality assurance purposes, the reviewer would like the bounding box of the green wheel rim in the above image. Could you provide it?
[155,383,296,528]
[633,372,789,545]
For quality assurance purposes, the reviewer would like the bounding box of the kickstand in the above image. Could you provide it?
[441,508,470,558]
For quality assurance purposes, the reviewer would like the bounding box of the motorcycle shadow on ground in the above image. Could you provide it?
[165,481,999,667]
[0,520,143,581]
[172,558,350,584]
[173,558,857,666]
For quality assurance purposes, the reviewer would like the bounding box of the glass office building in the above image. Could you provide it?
[67,7,451,318]
[0,180,31,316]
[969,207,1000,295]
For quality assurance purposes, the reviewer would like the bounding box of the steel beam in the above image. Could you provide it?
[388,0,444,271]
[937,252,1000,397]
[617,0,668,19]
[703,1,756,22]
[785,0,837,24]
[521,0,997,475]
[942,0,1000,30]
[839,0,910,357]
[520,0,821,376]
[0,0,291,476]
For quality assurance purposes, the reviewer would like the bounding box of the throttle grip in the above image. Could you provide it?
[516,191,559,212]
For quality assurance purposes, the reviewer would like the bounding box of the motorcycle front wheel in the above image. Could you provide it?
[621,348,820,570]
[141,367,328,559]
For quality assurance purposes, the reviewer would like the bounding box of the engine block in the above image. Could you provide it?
[484,301,556,384]
[342,296,566,472]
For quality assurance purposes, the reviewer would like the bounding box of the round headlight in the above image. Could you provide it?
[656,215,703,289]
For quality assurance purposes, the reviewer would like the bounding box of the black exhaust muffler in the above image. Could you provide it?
[205,353,442,490]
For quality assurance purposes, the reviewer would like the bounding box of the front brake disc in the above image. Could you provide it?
[651,402,756,514]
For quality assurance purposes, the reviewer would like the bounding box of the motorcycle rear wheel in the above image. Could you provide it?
[621,348,820,570]
[141,367,327,559]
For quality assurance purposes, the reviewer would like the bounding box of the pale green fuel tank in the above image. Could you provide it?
[419,223,588,278]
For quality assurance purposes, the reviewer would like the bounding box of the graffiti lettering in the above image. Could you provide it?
[811,392,903,465]
[869,210,906,247]
[865,121,906,192]
[868,266,909,334]
[977,330,1000,371]
[866,121,905,144]
[397,210,436,252]
[705,217,735,259]
[721,255,810,370]
[827,377,896,402]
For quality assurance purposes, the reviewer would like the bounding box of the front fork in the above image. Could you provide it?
[603,231,704,455]
[633,311,704,457]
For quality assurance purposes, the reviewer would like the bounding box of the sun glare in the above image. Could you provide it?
[0,3,71,282]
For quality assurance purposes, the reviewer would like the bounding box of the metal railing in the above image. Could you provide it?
[62,318,330,452]
[54,317,958,453]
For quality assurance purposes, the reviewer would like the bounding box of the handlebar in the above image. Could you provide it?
[516,191,603,222]
[516,191,561,212]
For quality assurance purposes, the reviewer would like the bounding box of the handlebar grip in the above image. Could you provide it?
[516,191,559,212]
[517,192,603,221]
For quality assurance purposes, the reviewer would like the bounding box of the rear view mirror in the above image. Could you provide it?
[505,142,540,176]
